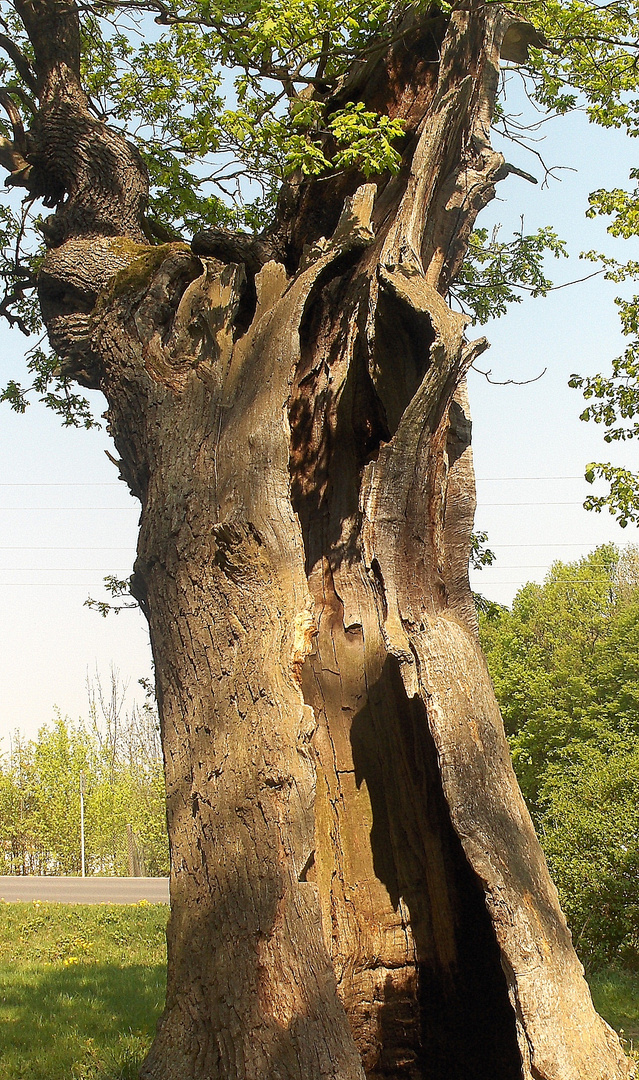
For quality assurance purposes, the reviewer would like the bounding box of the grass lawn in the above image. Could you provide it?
[590,965,639,1062]
[1,900,638,1078]
[0,901,167,1080]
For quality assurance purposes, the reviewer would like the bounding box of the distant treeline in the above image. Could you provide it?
[480,544,639,968]
[0,677,168,877]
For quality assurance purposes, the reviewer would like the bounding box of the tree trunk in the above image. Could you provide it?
[14,0,632,1077]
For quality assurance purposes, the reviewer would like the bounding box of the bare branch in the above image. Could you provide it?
[503,161,538,184]
[472,364,547,386]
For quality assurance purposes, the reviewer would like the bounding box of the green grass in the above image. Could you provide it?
[590,965,639,1061]
[0,901,168,1080]
[1,901,638,1076]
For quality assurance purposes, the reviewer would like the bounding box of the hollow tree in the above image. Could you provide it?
[0,0,632,1076]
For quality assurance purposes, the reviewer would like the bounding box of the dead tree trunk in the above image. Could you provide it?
[10,0,632,1077]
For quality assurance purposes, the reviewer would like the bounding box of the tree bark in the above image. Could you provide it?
[12,0,633,1077]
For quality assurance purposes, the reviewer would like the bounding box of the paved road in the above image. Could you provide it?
[0,876,169,904]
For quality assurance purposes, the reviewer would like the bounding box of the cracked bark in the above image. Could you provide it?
[13,0,633,1077]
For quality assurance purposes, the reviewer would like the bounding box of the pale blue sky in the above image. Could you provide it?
[469,88,639,603]
[1,83,639,740]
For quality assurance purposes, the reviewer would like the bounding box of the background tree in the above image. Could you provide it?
[0,731,39,874]
[480,544,639,968]
[0,689,169,875]
[0,1,634,1078]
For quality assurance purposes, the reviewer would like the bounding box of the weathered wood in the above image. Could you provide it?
[93,253,367,1079]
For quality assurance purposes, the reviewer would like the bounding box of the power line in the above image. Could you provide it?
[0,563,591,572]
[474,565,587,570]
[0,579,621,587]
[0,483,122,487]
[472,581,621,586]
[0,500,596,510]
[0,542,610,551]
[0,475,594,485]
[0,507,137,511]
[482,501,587,507]
[0,561,603,576]
[476,477,585,481]
[488,543,616,548]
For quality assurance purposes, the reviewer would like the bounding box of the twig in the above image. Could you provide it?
[472,364,547,386]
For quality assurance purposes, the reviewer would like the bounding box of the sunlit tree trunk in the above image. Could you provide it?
[11,0,632,1076]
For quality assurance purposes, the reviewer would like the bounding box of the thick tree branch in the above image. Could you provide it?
[13,0,81,100]
[1,0,147,247]
[0,33,38,93]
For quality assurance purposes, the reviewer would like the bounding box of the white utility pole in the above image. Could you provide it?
[80,771,86,878]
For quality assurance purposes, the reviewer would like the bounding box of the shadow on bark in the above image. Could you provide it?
[291,262,438,581]
[144,845,364,1079]
[350,655,524,1080]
